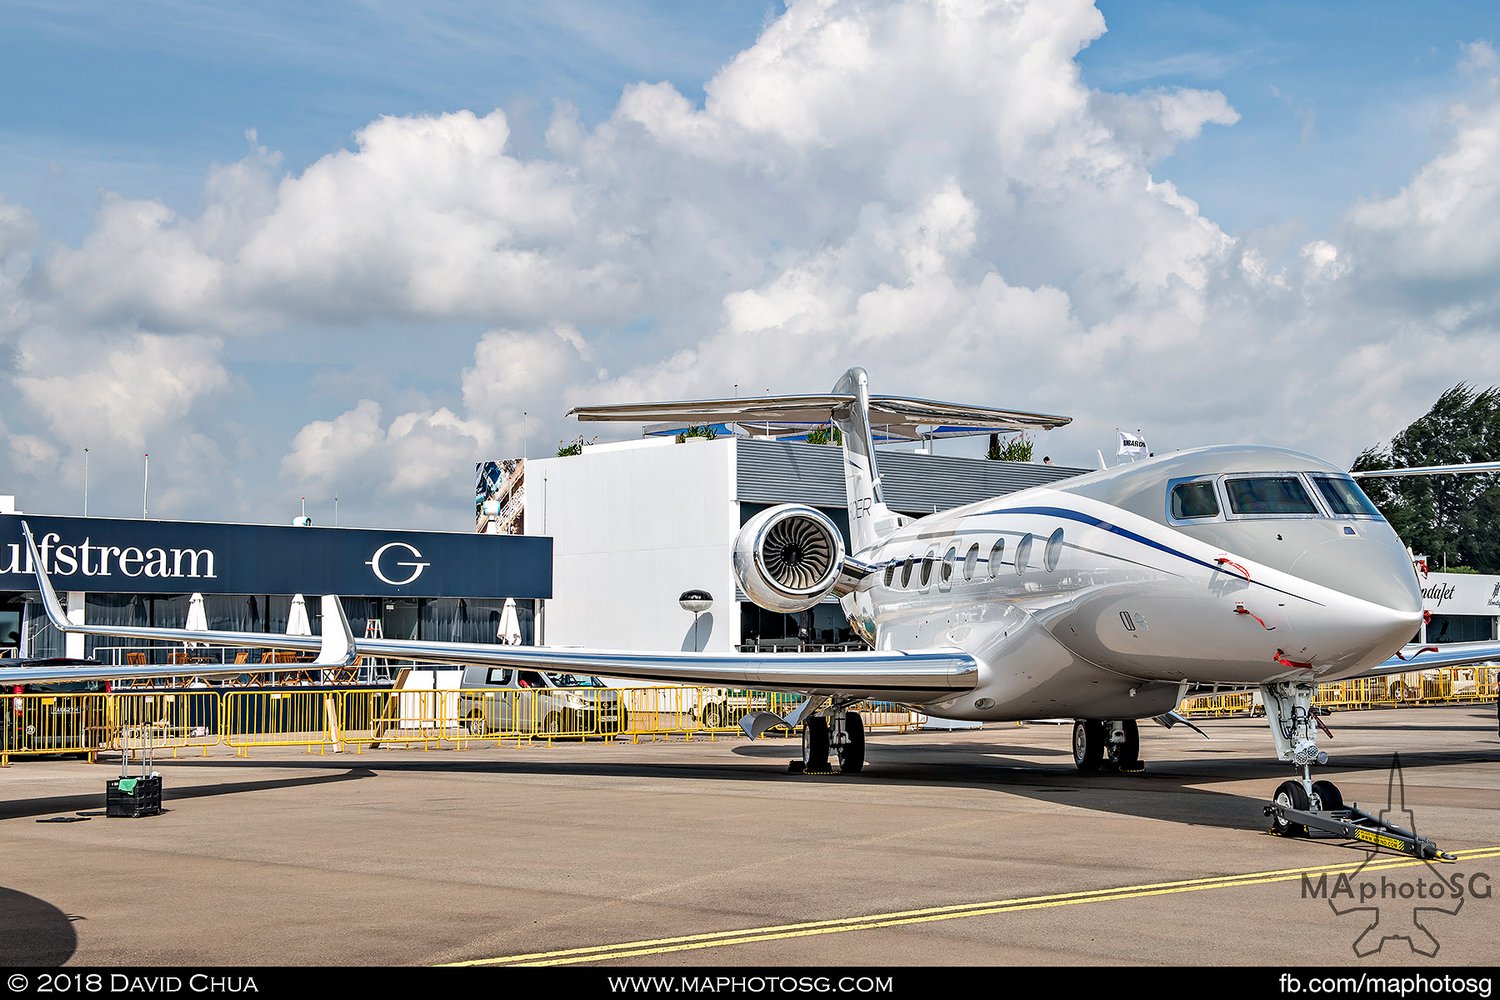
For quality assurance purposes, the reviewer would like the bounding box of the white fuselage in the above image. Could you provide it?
[839,446,1423,723]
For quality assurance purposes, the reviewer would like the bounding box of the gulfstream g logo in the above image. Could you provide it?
[1,532,216,579]
[366,541,429,586]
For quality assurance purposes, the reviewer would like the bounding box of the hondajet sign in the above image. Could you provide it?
[1420,572,1500,617]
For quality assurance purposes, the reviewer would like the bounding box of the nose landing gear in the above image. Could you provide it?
[1259,680,1455,861]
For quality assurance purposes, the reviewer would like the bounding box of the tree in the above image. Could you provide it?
[1351,384,1500,572]
[556,434,596,456]
[987,432,1033,462]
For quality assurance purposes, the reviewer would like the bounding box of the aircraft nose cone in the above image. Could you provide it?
[1290,531,1423,653]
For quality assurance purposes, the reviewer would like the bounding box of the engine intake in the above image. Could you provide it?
[733,505,846,614]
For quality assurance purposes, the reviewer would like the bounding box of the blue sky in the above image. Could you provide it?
[4,1,1486,240]
[1,1,1497,528]
[1081,1,1493,234]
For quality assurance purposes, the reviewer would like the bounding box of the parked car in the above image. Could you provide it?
[457,667,627,737]
[697,688,799,730]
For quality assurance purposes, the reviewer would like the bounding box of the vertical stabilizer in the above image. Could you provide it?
[830,368,901,553]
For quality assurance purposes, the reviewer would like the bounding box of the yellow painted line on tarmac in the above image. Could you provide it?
[447,845,1500,967]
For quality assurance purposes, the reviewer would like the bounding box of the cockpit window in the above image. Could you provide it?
[1311,475,1383,518]
[1170,481,1219,519]
[1225,476,1318,515]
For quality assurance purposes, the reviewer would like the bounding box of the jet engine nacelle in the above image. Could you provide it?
[733,504,848,614]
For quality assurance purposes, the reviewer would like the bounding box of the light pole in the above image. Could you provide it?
[678,590,713,652]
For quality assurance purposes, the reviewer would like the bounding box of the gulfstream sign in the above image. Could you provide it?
[2,532,218,580]
[0,514,552,599]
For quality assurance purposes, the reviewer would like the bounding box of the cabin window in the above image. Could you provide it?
[1310,475,1383,518]
[901,557,915,588]
[1044,528,1064,572]
[939,545,958,589]
[920,548,937,587]
[883,563,896,587]
[1170,481,1220,519]
[1015,533,1034,574]
[1225,476,1318,515]
[988,538,1006,578]
[964,543,980,581]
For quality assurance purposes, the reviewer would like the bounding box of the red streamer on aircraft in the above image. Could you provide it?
[1233,605,1275,630]
[1215,556,1250,580]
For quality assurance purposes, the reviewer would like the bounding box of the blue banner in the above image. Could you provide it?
[0,515,551,599]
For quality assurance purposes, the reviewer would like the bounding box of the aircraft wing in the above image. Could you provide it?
[1362,640,1500,677]
[6,523,976,699]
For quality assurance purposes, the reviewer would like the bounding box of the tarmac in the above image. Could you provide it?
[0,703,1496,967]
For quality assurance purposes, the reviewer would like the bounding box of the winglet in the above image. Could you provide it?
[310,595,358,668]
[22,521,72,631]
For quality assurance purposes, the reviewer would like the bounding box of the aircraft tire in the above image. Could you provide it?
[1272,780,1310,837]
[838,712,865,774]
[1118,719,1142,771]
[1072,719,1104,772]
[802,716,830,771]
[1311,779,1343,812]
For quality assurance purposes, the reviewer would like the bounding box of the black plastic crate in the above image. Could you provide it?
[105,775,163,818]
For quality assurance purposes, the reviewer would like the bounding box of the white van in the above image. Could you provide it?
[457,666,627,737]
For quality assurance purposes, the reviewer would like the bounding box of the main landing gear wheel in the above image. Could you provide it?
[1072,720,1104,772]
[837,712,865,774]
[1116,720,1143,773]
[1311,779,1344,812]
[1272,780,1311,837]
[801,716,830,773]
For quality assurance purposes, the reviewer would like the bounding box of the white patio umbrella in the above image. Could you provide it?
[497,598,521,646]
[287,594,312,637]
[184,592,208,647]
[285,594,314,683]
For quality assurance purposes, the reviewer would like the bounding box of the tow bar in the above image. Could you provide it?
[1264,800,1457,862]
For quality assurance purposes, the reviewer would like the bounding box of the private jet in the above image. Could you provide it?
[8,368,1499,834]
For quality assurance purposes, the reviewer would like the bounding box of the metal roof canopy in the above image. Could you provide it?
[571,393,1071,441]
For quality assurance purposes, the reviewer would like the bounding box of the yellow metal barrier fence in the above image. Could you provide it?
[108,692,221,758]
[222,690,344,753]
[217,686,920,755]
[1178,666,1500,719]
[2,692,107,764]
[8,674,1481,761]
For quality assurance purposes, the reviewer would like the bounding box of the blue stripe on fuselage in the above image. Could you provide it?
[982,505,1323,606]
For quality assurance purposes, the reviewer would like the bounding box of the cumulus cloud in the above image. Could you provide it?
[1339,81,1500,288]
[4,0,1500,527]
[280,399,494,526]
[13,332,229,451]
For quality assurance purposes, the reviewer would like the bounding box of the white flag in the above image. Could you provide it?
[1117,430,1148,458]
